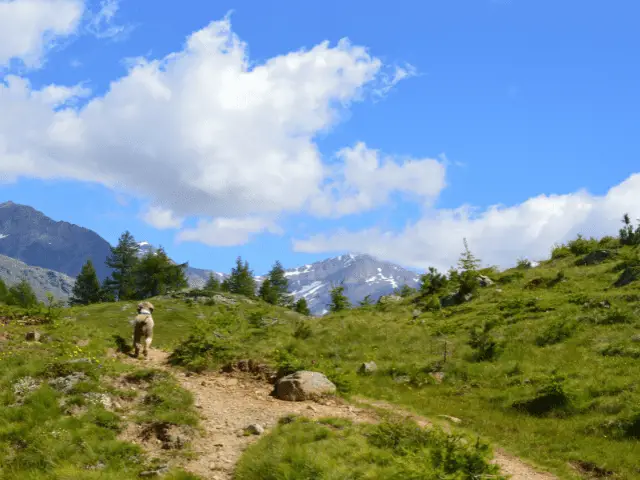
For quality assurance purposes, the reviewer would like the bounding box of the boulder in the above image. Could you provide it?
[577,250,613,266]
[25,331,41,342]
[358,362,378,375]
[478,275,494,287]
[379,295,402,304]
[275,371,337,401]
[615,267,640,287]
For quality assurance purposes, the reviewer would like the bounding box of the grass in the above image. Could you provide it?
[0,304,201,479]
[162,242,640,479]
[234,416,505,480]
[3,238,640,478]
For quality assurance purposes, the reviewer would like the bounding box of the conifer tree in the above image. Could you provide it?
[70,259,101,305]
[263,260,291,305]
[359,294,373,307]
[294,297,311,315]
[204,273,221,294]
[420,267,448,297]
[0,278,7,303]
[105,231,140,301]
[328,284,350,312]
[227,256,256,297]
[457,238,481,297]
[133,247,188,298]
[259,278,278,304]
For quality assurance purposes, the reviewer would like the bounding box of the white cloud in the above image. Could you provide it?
[86,0,132,40]
[31,82,90,107]
[294,173,640,272]
[177,217,283,247]
[0,0,84,68]
[0,16,413,242]
[141,206,183,230]
[310,142,446,217]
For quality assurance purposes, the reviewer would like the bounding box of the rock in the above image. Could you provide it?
[577,250,613,266]
[615,267,640,287]
[245,424,264,435]
[430,372,445,384]
[48,372,87,394]
[495,288,503,293]
[25,331,41,342]
[13,376,40,400]
[139,466,169,477]
[380,295,403,304]
[478,275,494,287]
[358,361,378,375]
[631,335,640,343]
[76,339,90,347]
[412,309,422,318]
[275,371,337,401]
[212,294,237,305]
[438,415,462,424]
[393,375,411,384]
[85,393,113,409]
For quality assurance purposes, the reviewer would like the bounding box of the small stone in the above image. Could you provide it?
[358,361,378,375]
[76,339,90,347]
[438,415,462,424]
[245,423,265,436]
[25,331,41,342]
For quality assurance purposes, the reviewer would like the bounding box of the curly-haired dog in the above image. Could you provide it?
[133,301,155,358]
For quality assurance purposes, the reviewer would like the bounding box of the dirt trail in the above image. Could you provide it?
[129,349,557,480]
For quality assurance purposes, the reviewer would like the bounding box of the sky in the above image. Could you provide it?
[1,0,639,275]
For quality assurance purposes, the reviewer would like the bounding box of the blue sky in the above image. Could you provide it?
[1,0,639,275]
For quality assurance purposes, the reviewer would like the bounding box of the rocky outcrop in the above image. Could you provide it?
[0,254,75,302]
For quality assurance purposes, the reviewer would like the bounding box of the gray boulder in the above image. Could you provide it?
[478,275,494,287]
[615,267,640,287]
[275,371,337,401]
[358,362,378,375]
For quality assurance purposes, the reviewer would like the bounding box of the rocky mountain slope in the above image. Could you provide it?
[0,254,75,301]
[0,201,112,280]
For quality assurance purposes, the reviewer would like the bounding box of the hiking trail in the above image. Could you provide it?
[126,348,557,480]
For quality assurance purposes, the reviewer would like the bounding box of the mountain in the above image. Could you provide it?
[0,254,75,302]
[135,240,420,314]
[0,201,421,313]
[0,201,113,281]
[284,254,421,315]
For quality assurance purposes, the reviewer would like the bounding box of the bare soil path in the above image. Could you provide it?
[128,349,558,480]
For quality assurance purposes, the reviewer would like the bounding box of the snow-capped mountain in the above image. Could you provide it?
[284,254,420,315]
[136,242,420,315]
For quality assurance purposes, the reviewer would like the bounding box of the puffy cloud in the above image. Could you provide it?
[0,16,413,242]
[176,217,283,247]
[0,0,84,68]
[294,173,640,271]
[310,142,446,217]
[141,206,183,230]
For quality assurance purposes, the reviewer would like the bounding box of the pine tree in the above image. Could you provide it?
[359,294,373,307]
[266,260,291,305]
[294,297,311,315]
[204,273,221,294]
[420,267,448,297]
[133,247,188,299]
[221,278,230,292]
[227,257,256,297]
[99,278,116,302]
[328,284,350,312]
[70,259,101,305]
[7,279,39,308]
[0,278,7,303]
[457,238,481,297]
[105,231,140,301]
[259,278,278,305]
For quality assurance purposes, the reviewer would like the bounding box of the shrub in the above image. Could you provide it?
[516,258,532,269]
[468,322,501,362]
[567,234,599,255]
[535,320,574,346]
[512,374,571,416]
[551,244,572,259]
[292,318,313,339]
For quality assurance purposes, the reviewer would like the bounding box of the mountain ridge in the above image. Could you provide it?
[0,201,420,313]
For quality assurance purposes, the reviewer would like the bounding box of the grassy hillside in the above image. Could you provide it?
[163,237,640,479]
[2,232,639,478]
[0,303,200,479]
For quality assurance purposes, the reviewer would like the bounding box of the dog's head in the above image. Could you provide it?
[137,301,155,313]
